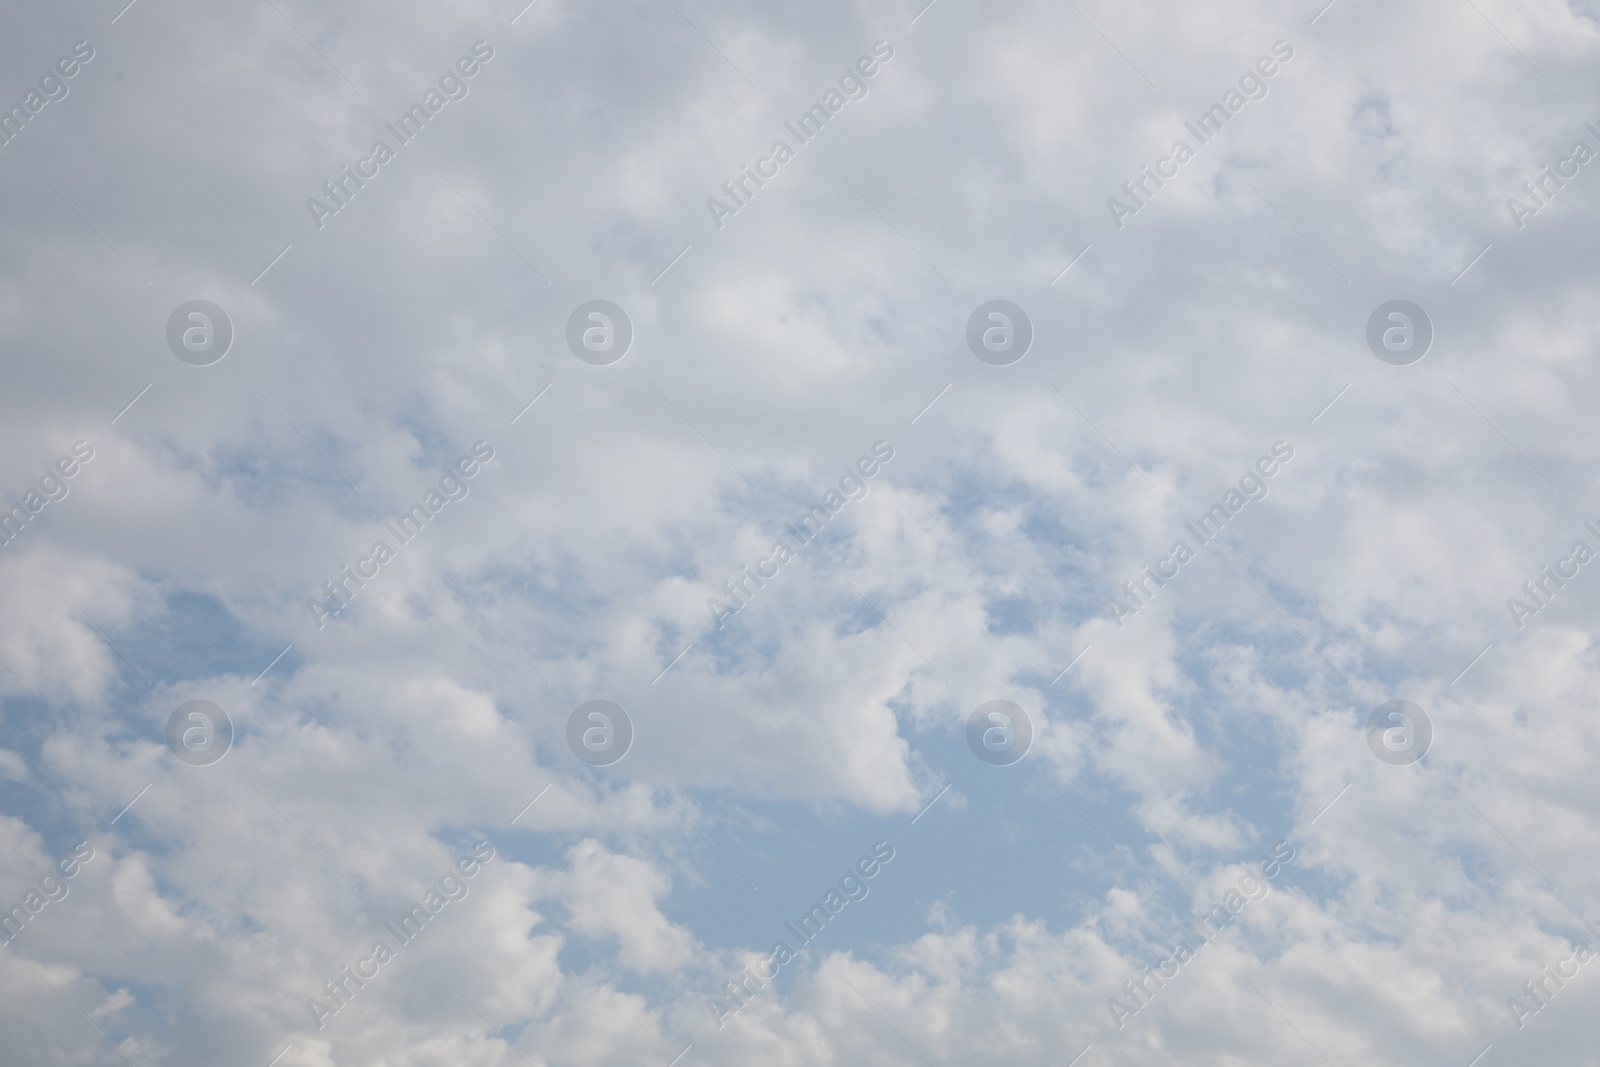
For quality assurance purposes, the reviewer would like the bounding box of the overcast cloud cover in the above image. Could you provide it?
[2,0,1599,1063]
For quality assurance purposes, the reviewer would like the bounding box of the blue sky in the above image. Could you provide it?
[2,0,1600,1064]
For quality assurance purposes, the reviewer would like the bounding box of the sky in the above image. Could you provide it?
[1,0,1599,1064]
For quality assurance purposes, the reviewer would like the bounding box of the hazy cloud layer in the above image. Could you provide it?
[1,0,1598,1064]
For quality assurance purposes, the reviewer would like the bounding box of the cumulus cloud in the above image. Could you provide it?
[0,0,1597,1063]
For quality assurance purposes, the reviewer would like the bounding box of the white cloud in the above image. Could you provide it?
[0,0,1598,1062]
